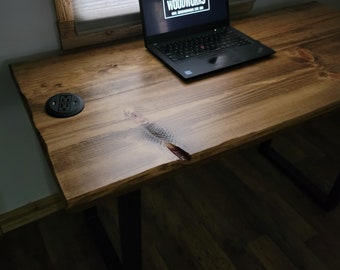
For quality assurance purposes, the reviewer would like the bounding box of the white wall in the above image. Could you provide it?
[0,0,60,214]
[0,0,339,214]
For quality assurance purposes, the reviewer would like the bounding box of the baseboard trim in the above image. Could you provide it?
[0,194,65,235]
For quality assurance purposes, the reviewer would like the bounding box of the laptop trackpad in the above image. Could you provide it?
[207,54,239,67]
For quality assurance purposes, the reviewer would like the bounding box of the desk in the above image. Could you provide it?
[11,2,340,269]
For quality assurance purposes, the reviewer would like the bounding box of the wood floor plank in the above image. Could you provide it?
[143,180,201,270]
[0,222,53,270]
[247,235,298,270]
[0,111,339,270]
[144,177,237,270]
[38,211,107,270]
[171,164,266,270]
[220,152,317,242]
[210,159,329,270]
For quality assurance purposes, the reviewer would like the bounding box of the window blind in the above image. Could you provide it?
[73,0,140,33]
[73,0,139,21]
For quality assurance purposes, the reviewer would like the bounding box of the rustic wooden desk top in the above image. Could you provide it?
[11,2,340,208]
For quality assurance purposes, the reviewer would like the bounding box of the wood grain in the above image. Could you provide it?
[54,0,75,22]
[0,194,64,233]
[11,2,340,208]
[1,112,339,269]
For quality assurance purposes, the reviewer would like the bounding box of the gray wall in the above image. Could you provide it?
[0,0,60,213]
[1,0,339,214]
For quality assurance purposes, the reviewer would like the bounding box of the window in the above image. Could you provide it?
[54,0,256,50]
[54,0,142,50]
[73,0,140,34]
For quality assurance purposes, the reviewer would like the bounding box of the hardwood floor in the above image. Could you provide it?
[0,110,339,270]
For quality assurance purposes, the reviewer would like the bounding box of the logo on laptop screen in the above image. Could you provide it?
[163,0,210,19]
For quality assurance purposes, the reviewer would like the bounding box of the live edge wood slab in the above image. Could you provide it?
[11,2,340,208]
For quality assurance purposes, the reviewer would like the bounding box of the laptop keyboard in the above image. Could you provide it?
[155,27,252,62]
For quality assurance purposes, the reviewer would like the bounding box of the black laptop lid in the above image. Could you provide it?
[139,0,230,41]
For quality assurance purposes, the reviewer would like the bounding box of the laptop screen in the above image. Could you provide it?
[140,0,229,37]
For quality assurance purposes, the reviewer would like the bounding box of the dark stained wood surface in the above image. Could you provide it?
[1,110,339,269]
[11,2,340,207]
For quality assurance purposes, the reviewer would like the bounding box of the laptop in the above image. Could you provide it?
[138,0,275,80]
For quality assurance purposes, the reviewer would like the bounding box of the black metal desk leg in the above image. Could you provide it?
[259,140,340,211]
[85,207,122,269]
[85,189,142,270]
[118,189,142,270]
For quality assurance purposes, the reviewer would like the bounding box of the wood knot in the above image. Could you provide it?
[296,48,315,63]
